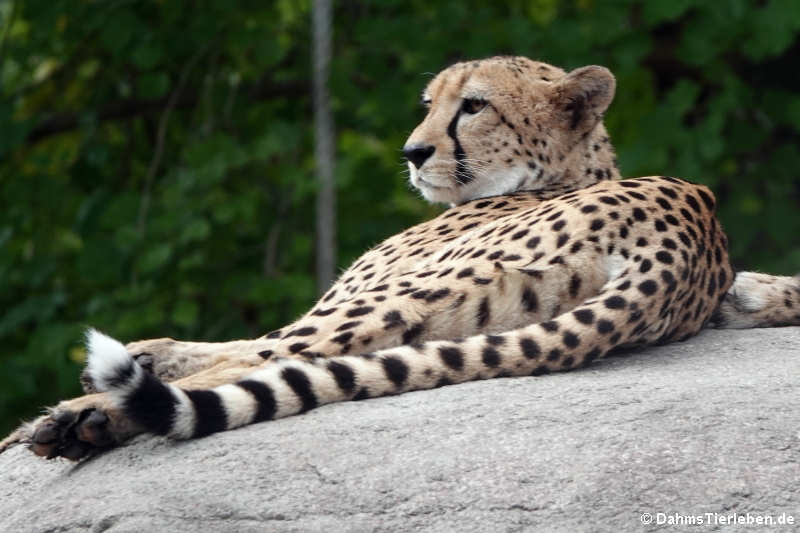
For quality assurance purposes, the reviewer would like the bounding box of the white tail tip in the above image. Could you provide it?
[85,328,138,392]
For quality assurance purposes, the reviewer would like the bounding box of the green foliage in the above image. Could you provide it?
[0,0,798,434]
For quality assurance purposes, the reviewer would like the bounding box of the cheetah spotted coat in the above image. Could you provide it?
[3,56,798,460]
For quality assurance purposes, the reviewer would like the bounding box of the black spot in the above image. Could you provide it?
[573,309,595,324]
[511,229,529,240]
[697,189,715,210]
[402,322,425,344]
[528,364,549,377]
[632,207,647,221]
[266,329,283,339]
[552,220,566,231]
[546,349,562,361]
[638,280,658,295]
[289,342,309,354]
[562,331,580,349]
[282,367,317,413]
[654,220,667,232]
[604,296,627,309]
[662,238,677,250]
[457,267,474,278]
[185,390,228,437]
[569,274,582,298]
[581,204,598,213]
[598,196,619,206]
[258,350,273,359]
[237,380,276,422]
[439,346,464,371]
[347,306,375,318]
[522,286,538,312]
[327,361,356,393]
[541,321,559,332]
[520,338,541,359]
[477,297,491,327]
[584,347,602,364]
[655,251,674,264]
[658,186,678,199]
[597,320,614,334]
[640,259,653,273]
[332,331,354,345]
[526,236,541,249]
[382,356,409,387]
[312,308,336,316]
[382,311,404,329]
[656,197,672,210]
[685,194,701,213]
[482,347,501,368]
[486,335,506,346]
[706,274,718,297]
[562,356,575,368]
[353,387,370,401]
[626,191,647,200]
[590,219,605,231]
[557,233,570,248]
[426,288,451,302]
[435,376,453,388]
[661,270,677,289]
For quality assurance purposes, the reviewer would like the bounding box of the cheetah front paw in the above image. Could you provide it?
[3,392,143,461]
[27,408,115,460]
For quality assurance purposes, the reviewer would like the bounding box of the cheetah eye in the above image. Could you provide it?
[461,98,488,114]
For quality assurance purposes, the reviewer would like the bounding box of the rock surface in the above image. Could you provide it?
[0,328,798,533]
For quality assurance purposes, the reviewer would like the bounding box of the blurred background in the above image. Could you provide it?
[1,0,799,435]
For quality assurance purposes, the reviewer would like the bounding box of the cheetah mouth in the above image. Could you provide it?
[417,176,449,190]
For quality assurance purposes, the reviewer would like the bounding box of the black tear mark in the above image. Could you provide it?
[446,108,475,185]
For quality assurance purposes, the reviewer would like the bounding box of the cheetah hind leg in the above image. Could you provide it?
[710,272,800,329]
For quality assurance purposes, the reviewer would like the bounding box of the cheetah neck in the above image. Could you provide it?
[518,124,621,199]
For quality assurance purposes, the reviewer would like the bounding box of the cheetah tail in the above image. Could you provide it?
[85,329,200,438]
[85,282,667,441]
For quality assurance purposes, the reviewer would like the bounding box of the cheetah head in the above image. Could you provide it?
[404,56,617,205]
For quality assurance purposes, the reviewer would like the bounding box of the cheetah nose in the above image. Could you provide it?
[403,143,436,169]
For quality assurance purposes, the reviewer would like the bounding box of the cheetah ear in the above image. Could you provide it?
[550,66,616,134]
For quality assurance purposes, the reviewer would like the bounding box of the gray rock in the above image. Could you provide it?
[1,327,798,533]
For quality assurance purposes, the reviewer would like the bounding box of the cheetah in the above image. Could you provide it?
[3,56,799,461]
